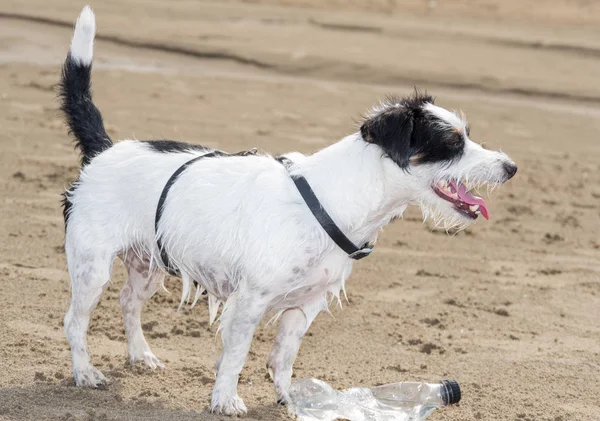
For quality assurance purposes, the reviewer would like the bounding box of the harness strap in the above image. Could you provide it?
[155,151,224,275]
[277,157,373,260]
[154,149,257,275]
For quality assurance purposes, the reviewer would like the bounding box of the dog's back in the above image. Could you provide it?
[58,6,313,281]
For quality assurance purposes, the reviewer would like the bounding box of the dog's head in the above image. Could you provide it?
[361,92,517,230]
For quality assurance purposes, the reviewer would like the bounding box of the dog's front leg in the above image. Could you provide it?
[267,298,326,404]
[211,292,267,415]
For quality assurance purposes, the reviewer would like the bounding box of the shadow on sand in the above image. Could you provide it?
[0,381,286,421]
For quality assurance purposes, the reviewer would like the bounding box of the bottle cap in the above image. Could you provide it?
[440,380,461,405]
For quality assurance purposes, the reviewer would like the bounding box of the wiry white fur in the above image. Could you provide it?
[208,294,223,326]
[423,103,467,132]
[70,6,95,66]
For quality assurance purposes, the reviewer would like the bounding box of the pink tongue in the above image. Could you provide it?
[450,181,489,220]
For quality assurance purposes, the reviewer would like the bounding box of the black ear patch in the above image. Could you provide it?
[361,106,415,169]
[360,93,465,169]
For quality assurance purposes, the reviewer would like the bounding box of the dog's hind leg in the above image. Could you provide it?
[119,251,165,369]
[267,299,326,404]
[64,241,115,388]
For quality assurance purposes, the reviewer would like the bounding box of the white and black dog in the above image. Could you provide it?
[60,6,516,415]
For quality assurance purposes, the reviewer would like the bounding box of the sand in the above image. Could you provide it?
[0,1,599,420]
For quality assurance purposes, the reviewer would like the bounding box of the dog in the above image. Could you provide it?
[60,6,517,415]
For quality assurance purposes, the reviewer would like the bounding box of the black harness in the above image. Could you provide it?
[154,151,373,275]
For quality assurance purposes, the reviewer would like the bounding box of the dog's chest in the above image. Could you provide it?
[270,257,352,309]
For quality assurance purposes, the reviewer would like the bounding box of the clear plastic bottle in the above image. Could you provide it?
[287,378,461,421]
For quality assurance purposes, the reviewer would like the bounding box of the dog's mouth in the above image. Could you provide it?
[432,180,489,220]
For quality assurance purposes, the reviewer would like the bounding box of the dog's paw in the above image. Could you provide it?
[271,367,292,405]
[276,394,289,405]
[274,383,291,406]
[73,365,108,388]
[129,348,165,370]
[141,351,166,370]
[211,393,247,416]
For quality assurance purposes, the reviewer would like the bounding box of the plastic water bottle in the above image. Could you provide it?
[287,378,461,421]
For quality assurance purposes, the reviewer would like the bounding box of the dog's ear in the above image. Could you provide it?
[360,107,415,169]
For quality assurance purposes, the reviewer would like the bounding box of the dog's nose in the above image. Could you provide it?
[503,162,518,180]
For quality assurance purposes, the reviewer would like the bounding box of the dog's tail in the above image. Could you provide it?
[59,6,112,166]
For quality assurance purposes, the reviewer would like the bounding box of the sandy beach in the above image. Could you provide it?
[0,1,599,420]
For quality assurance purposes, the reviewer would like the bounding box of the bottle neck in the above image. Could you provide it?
[370,382,447,408]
